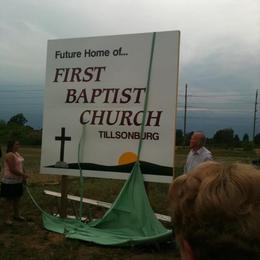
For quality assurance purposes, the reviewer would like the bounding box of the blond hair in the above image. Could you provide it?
[169,161,260,259]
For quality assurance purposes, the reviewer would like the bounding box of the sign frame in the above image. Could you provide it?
[41,31,180,183]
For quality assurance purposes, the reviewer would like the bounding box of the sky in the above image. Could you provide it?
[0,0,259,138]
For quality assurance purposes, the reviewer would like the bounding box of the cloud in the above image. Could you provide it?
[0,0,259,135]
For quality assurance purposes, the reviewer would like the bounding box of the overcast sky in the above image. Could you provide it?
[0,0,259,137]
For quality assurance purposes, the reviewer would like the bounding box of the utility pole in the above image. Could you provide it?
[253,89,258,143]
[183,83,188,146]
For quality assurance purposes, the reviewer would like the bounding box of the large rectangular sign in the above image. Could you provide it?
[41,31,180,183]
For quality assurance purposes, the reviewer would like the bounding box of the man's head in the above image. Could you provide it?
[169,161,260,260]
[189,132,206,151]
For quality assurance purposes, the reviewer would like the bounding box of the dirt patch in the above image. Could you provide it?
[47,233,65,244]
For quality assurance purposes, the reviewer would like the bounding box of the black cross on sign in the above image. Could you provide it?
[55,127,71,162]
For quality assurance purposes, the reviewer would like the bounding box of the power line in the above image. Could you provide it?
[0,89,43,92]
[178,94,254,98]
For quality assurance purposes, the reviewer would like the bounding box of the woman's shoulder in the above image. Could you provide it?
[5,152,15,160]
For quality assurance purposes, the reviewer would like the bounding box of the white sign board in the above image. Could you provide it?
[41,31,180,183]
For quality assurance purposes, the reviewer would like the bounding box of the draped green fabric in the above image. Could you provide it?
[41,162,172,246]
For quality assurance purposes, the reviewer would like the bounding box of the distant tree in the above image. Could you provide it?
[0,119,6,129]
[243,133,249,143]
[206,136,214,146]
[213,128,234,148]
[233,134,240,147]
[0,120,7,143]
[25,125,33,130]
[0,115,41,145]
[8,113,28,126]
[176,129,183,146]
[254,133,260,146]
[25,129,42,145]
[185,131,194,146]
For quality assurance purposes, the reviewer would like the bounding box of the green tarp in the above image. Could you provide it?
[42,163,172,246]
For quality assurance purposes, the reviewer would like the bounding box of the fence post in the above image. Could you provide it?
[60,175,68,218]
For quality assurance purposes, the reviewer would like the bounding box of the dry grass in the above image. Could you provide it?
[0,145,179,260]
[0,146,258,259]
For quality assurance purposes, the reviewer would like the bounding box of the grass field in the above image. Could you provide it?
[0,146,258,259]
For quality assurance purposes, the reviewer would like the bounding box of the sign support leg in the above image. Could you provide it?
[60,175,68,218]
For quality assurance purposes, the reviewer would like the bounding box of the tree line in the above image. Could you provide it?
[1,113,260,149]
[0,113,41,145]
[176,128,259,150]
